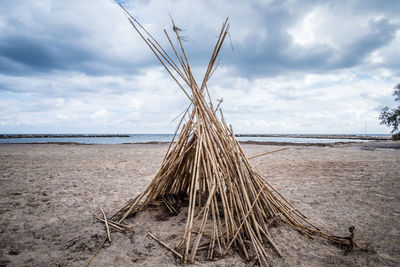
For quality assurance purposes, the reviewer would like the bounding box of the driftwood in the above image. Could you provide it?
[86,5,357,266]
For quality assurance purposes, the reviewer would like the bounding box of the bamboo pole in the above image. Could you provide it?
[85,8,356,266]
[248,148,289,160]
[148,232,183,259]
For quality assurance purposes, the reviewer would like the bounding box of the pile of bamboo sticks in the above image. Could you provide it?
[111,6,353,266]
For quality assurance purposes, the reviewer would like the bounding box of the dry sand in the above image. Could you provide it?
[0,142,399,266]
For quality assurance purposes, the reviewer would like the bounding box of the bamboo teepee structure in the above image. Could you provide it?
[105,6,354,266]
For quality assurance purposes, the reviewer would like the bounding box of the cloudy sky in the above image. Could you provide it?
[0,0,399,134]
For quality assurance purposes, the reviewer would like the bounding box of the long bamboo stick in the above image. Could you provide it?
[148,232,183,259]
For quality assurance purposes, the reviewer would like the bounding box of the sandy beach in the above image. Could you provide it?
[0,142,399,266]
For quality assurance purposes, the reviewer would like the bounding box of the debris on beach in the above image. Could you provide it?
[87,6,360,266]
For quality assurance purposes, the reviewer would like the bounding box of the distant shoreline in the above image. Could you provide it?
[1,140,399,149]
[0,134,130,139]
[235,134,391,141]
[0,133,391,140]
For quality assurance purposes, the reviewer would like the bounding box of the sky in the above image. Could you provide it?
[0,0,399,134]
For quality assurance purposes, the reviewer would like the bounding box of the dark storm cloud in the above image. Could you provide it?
[0,32,149,77]
[0,0,151,76]
[0,35,95,74]
[345,0,400,15]
[217,2,399,77]
[0,0,398,77]
[332,18,398,69]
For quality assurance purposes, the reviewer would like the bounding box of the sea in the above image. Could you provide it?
[0,134,392,144]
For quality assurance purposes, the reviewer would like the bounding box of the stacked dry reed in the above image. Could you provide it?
[107,6,353,266]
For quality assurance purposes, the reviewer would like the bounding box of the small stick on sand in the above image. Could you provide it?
[248,148,289,160]
[92,213,132,232]
[147,232,183,259]
[84,237,107,267]
[100,207,112,242]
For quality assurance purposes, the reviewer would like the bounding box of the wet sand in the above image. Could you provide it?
[0,142,399,266]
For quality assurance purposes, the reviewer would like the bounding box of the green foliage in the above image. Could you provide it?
[379,84,400,135]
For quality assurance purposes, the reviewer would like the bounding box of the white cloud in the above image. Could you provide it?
[0,66,396,134]
[0,0,399,134]
[288,9,319,46]
[207,68,397,134]
[56,114,69,120]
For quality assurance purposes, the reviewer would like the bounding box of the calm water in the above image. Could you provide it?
[0,134,391,144]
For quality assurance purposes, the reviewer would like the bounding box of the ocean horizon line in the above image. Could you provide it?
[0,133,393,145]
[0,133,392,137]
